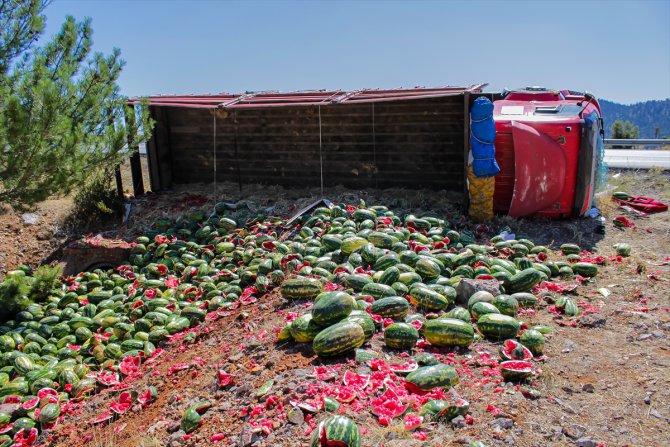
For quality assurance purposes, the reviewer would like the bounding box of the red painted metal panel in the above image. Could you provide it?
[127,85,487,109]
[508,122,566,218]
[493,132,515,214]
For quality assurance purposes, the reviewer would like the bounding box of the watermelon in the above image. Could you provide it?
[507,268,543,293]
[384,323,419,350]
[290,314,323,343]
[181,401,211,433]
[519,329,545,356]
[370,296,409,320]
[470,302,500,319]
[391,282,409,296]
[559,296,580,317]
[415,353,439,366]
[345,273,373,292]
[310,415,360,447]
[560,243,581,255]
[361,283,395,300]
[445,307,471,322]
[415,258,442,280]
[511,292,539,308]
[341,237,368,255]
[499,339,533,361]
[559,265,574,278]
[277,325,293,343]
[419,398,470,421]
[38,403,60,424]
[323,396,340,412]
[280,278,323,300]
[500,360,534,382]
[345,314,376,340]
[613,243,631,257]
[313,322,365,357]
[571,262,598,278]
[311,292,355,326]
[439,399,470,421]
[467,291,495,310]
[398,272,422,286]
[405,364,459,391]
[515,257,533,270]
[354,349,379,364]
[492,295,519,316]
[374,254,400,271]
[424,318,474,348]
[409,286,448,312]
[378,266,400,286]
[476,313,520,340]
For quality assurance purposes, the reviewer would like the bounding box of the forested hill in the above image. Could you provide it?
[600,98,670,138]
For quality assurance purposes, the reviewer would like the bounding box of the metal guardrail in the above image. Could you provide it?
[604,149,670,169]
[604,139,669,147]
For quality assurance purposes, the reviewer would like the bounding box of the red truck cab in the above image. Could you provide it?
[492,87,604,218]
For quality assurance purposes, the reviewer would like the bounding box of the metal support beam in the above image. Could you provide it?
[114,164,123,199]
[124,105,144,196]
[462,92,471,209]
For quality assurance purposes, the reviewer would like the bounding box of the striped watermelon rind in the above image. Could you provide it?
[311,292,355,326]
[571,262,598,278]
[290,314,323,343]
[470,302,500,319]
[560,243,581,255]
[409,286,448,312]
[309,415,361,447]
[511,292,539,308]
[492,295,519,316]
[370,296,410,319]
[507,268,543,293]
[424,318,474,348]
[280,278,323,300]
[384,323,419,350]
[445,306,471,322]
[312,321,365,357]
[519,329,545,356]
[415,258,441,280]
[476,313,520,340]
[378,266,401,286]
[345,314,376,340]
[405,364,459,391]
[361,283,395,300]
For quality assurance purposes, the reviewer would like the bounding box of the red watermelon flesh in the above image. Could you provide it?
[371,388,409,425]
[500,340,533,361]
[388,360,418,375]
[342,371,370,389]
[21,397,39,410]
[90,410,113,425]
[37,388,58,400]
[500,360,534,381]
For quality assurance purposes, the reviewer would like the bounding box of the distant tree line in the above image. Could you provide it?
[600,99,669,139]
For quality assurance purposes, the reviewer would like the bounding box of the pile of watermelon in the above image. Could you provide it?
[0,201,603,446]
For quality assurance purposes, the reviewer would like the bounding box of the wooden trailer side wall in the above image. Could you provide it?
[150,95,466,192]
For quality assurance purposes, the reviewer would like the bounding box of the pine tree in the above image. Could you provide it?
[610,119,640,149]
[610,119,640,139]
[0,0,151,207]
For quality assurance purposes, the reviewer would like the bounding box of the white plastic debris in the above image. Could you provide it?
[21,213,38,225]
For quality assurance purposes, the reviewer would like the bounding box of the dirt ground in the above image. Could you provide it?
[2,170,670,447]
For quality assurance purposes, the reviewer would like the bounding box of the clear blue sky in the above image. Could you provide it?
[43,0,670,104]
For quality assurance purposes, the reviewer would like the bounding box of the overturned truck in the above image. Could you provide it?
[127,85,604,219]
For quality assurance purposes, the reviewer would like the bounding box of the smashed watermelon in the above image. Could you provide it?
[499,339,533,361]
